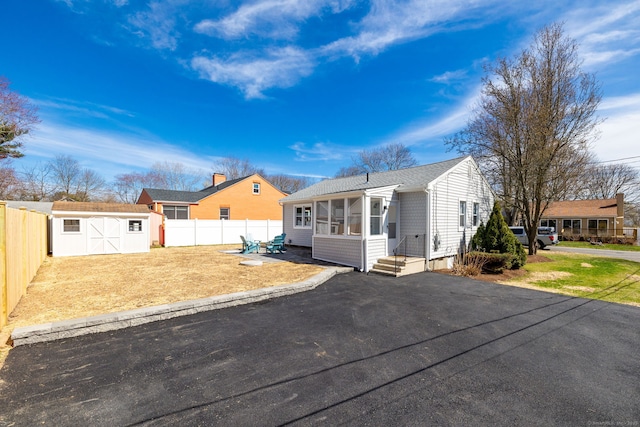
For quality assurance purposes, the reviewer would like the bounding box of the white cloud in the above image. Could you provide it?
[289,141,354,162]
[194,0,356,40]
[32,97,135,120]
[191,47,316,99]
[430,69,468,84]
[593,92,640,161]
[127,0,188,51]
[21,120,216,181]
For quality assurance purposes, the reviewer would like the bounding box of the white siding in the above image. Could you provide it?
[282,203,313,247]
[52,213,150,257]
[313,236,362,269]
[366,237,386,271]
[429,159,494,260]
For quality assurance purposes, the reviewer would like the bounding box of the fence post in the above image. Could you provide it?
[0,203,7,328]
[194,218,198,246]
[267,219,271,241]
[220,218,225,244]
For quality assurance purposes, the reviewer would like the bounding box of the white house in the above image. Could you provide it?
[52,202,151,257]
[281,156,494,273]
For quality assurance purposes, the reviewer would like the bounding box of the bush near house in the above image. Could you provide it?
[470,202,527,272]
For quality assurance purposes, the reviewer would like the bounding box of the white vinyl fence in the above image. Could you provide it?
[164,219,283,247]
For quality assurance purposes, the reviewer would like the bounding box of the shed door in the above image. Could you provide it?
[88,217,122,254]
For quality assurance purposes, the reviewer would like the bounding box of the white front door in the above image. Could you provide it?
[387,202,398,254]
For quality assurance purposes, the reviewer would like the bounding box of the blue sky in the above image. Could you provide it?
[4,0,640,183]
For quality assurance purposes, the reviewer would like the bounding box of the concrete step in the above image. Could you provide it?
[371,256,426,277]
[369,268,398,276]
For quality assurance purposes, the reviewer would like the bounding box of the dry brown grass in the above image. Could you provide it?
[0,245,324,368]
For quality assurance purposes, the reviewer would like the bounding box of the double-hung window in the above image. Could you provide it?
[219,207,230,220]
[294,205,312,228]
[459,201,467,228]
[472,202,479,227]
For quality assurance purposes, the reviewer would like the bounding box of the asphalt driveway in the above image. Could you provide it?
[1,272,639,426]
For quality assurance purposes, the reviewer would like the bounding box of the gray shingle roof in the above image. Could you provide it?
[3,201,54,214]
[282,156,469,202]
[141,176,247,203]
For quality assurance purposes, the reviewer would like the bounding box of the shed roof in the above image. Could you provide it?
[544,198,618,218]
[140,176,248,203]
[3,201,54,214]
[282,156,469,202]
[52,201,150,214]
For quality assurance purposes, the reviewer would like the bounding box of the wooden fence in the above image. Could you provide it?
[0,203,49,329]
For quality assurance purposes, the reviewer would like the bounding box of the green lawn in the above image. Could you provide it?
[559,241,640,252]
[507,252,640,306]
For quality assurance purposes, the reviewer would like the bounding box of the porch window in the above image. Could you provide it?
[164,205,189,220]
[348,198,362,236]
[459,201,467,228]
[316,201,329,234]
[562,219,581,235]
[330,198,345,235]
[370,198,382,235]
[294,205,312,229]
[472,202,479,227]
[540,219,557,230]
[588,219,608,236]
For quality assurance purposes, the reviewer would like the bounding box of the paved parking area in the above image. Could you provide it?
[1,272,639,426]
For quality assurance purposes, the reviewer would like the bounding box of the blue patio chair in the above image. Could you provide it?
[240,235,260,254]
[266,233,287,254]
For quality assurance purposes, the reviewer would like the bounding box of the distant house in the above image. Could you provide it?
[540,193,624,238]
[280,156,494,273]
[137,173,287,221]
[51,201,150,256]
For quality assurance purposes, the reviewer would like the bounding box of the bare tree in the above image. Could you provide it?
[335,143,417,177]
[0,162,21,199]
[19,161,54,201]
[447,23,602,254]
[75,169,106,202]
[113,171,165,204]
[214,157,265,180]
[579,163,639,202]
[266,174,311,194]
[150,161,205,191]
[49,154,81,197]
[0,76,40,159]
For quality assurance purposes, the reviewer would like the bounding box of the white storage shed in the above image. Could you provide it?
[52,202,151,257]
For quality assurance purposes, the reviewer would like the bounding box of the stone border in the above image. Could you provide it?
[11,266,353,347]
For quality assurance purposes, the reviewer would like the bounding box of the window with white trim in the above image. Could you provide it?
[370,198,382,235]
[294,204,312,228]
[253,183,261,194]
[316,201,329,234]
[347,198,362,236]
[540,219,557,230]
[63,219,80,233]
[459,201,467,228]
[128,220,142,232]
[330,198,345,235]
[472,202,479,227]
[163,205,189,220]
[220,207,230,220]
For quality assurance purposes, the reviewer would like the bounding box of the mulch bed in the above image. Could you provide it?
[436,254,553,283]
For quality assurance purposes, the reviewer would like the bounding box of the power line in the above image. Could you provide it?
[595,155,640,164]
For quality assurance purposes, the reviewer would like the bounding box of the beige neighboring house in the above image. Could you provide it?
[540,193,624,239]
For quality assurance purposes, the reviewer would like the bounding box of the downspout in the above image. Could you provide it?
[425,189,431,271]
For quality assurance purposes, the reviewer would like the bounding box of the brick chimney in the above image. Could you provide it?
[616,193,624,217]
[213,173,226,186]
